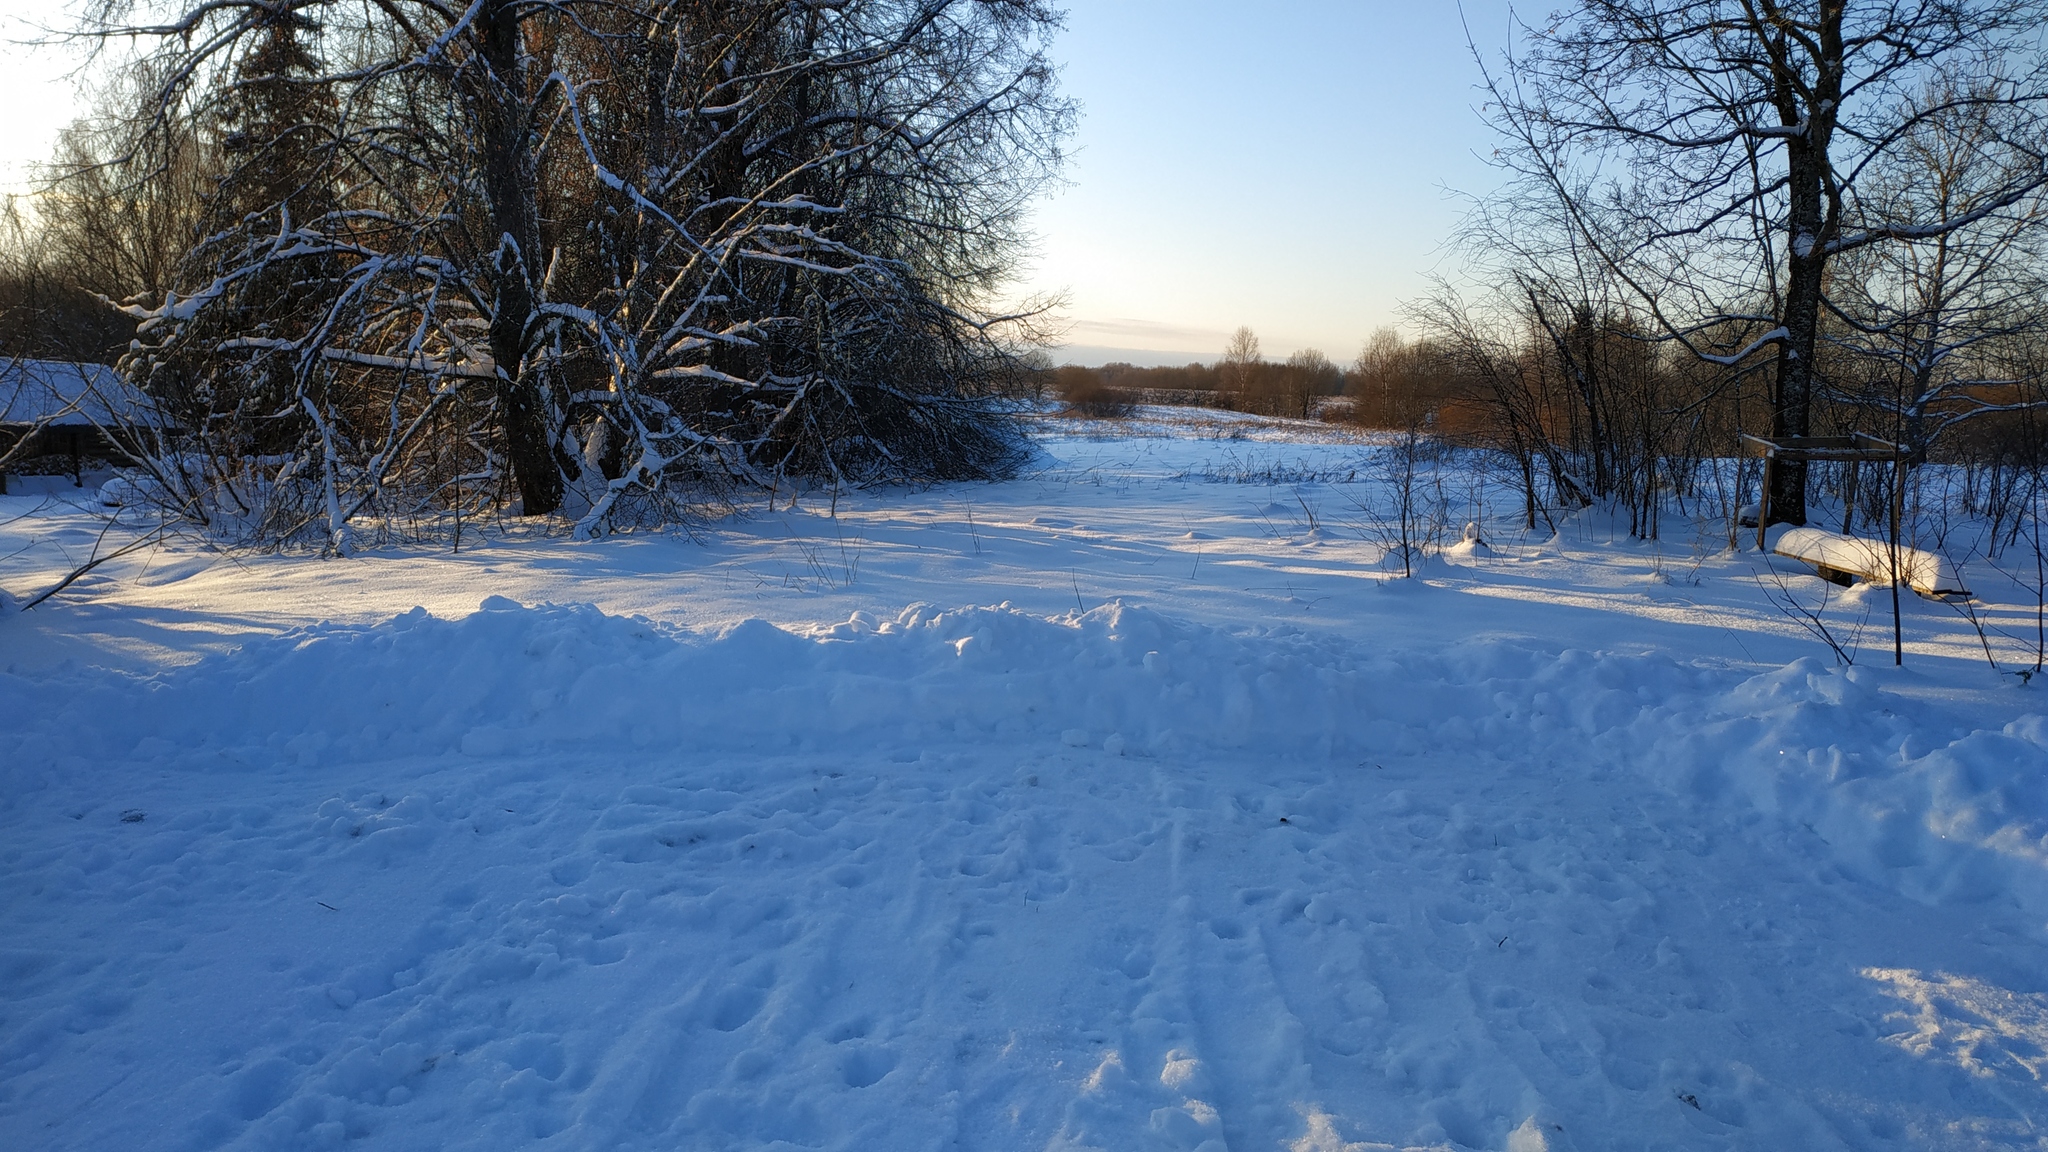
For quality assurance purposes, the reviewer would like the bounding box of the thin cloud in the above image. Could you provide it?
[1064,317,1230,350]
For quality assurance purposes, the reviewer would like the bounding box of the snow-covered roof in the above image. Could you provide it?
[0,359,155,428]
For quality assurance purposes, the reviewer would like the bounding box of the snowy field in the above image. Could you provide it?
[4,408,2048,1152]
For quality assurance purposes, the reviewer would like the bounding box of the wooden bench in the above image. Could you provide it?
[1772,526,1968,597]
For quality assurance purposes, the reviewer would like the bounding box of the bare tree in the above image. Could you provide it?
[1482,0,2048,528]
[1218,325,1261,407]
[1412,281,1591,527]
[1274,348,1335,419]
[1352,326,1405,426]
[1827,80,2048,446]
[69,0,1070,546]
[37,84,210,316]
[0,196,137,364]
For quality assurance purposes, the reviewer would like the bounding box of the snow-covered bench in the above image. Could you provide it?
[1772,527,1968,597]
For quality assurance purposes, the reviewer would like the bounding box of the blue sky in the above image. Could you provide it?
[1020,2,1517,365]
[0,2,1518,366]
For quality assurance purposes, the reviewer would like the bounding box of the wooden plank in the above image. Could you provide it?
[1773,527,1969,596]
[1738,432,1918,464]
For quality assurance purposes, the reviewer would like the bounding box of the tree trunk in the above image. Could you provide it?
[1763,6,1845,530]
[1769,249,1823,527]
[477,0,562,516]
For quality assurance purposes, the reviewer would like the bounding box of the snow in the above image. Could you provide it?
[3,410,2048,1151]
[0,360,151,428]
[1773,526,1970,596]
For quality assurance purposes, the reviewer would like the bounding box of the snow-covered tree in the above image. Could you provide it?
[84,0,1071,546]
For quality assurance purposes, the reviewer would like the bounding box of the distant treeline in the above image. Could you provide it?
[1042,326,1456,427]
[1045,316,2043,548]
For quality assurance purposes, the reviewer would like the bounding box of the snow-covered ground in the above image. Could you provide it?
[3,409,2047,1151]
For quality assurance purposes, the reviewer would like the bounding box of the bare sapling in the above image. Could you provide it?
[1354,422,1449,578]
[1752,562,1869,668]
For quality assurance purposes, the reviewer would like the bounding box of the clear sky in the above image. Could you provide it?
[1018,2,1516,366]
[0,1,1517,367]
[0,5,93,195]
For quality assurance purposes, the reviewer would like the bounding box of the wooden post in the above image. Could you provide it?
[1841,462,1858,535]
[1756,454,1775,552]
[1891,458,1905,551]
[1891,457,1905,666]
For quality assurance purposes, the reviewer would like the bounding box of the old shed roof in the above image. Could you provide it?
[0,360,156,428]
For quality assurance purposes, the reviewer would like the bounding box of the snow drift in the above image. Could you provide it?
[5,598,2044,919]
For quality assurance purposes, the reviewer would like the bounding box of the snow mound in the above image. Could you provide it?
[6,599,2046,919]
[3,598,1450,766]
[1667,658,2048,909]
